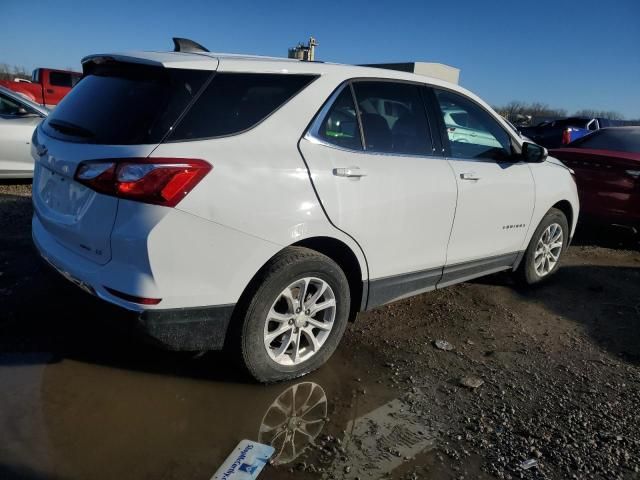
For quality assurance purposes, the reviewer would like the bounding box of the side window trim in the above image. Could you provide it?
[417,86,438,156]
[307,77,444,158]
[348,82,367,151]
[421,86,447,156]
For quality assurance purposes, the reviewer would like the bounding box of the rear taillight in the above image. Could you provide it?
[561,128,572,145]
[74,158,211,207]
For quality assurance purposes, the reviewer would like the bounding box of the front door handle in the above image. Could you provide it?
[333,166,367,178]
[460,172,481,181]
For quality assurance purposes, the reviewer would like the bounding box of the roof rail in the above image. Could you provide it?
[172,37,210,53]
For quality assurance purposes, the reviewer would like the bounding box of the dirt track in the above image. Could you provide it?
[1,182,639,480]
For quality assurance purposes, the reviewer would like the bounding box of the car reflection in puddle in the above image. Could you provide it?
[259,381,328,465]
[0,346,438,479]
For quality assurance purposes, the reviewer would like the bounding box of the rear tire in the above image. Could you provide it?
[517,208,569,285]
[236,247,350,383]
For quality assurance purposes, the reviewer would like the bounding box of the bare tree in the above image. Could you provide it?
[504,101,525,118]
[574,109,625,120]
[0,64,30,81]
[493,98,636,124]
[0,63,12,81]
[494,101,567,124]
[11,65,30,81]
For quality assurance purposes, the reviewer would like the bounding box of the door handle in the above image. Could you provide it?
[460,172,480,181]
[333,166,367,178]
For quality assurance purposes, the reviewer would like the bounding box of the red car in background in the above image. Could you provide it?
[550,127,640,229]
[0,68,81,108]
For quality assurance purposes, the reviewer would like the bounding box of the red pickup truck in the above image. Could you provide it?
[0,68,81,108]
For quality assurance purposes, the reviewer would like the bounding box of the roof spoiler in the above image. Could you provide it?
[172,37,210,53]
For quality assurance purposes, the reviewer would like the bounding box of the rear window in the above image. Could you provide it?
[569,128,640,153]
[554,118,589,128]
[42,63,211,144]
[167,73,317,141]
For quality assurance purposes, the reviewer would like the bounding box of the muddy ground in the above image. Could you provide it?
[1,182,639,480]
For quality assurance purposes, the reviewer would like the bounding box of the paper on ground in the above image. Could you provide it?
[211,439,275,480]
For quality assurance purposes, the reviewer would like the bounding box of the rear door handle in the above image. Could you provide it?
[333,166,367,178]
[460,172,480,181]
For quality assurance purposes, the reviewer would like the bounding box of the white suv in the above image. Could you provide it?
[31,41,579,382]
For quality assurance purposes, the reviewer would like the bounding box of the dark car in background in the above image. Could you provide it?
[520,117,624,149]
[550,127,640,229]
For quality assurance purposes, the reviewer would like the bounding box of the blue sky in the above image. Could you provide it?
[3,0,639,117]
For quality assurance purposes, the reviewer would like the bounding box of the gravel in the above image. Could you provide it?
[1,181,639,479]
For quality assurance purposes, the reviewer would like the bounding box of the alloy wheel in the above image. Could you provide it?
[534,223,564,277]
[263,277,336,366]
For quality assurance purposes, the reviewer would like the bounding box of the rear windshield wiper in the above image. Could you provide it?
[47,119,95,138]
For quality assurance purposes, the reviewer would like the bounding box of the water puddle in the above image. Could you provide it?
[0,341,439,479]
[329,398,438,479]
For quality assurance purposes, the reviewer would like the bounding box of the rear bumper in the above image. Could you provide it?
[33,215,236,351]
[35,238,236,351]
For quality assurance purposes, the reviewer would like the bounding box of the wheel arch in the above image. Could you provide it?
[227,236,368,349]
[291,236,366,321]
[551,200,574,237]
[515,200,575,272]
[238,236,368,320]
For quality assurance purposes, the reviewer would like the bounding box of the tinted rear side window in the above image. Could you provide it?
[352,81,432,155]
[49,71,73,88]
[42,63,210,144]
[169,73,317,141]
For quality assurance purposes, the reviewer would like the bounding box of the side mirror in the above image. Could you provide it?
[522,141,548,163]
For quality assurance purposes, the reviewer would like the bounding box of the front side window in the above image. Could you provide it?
[352,81,432,155]
[316,86,362,150]
[169,73,317,141]
[435,89,512,161]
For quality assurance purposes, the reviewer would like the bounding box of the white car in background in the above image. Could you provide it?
[0,86,48,178]
[31,39,579,382]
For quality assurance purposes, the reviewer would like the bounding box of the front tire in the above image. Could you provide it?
[517,208,569,285]
[237,247,350,383]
